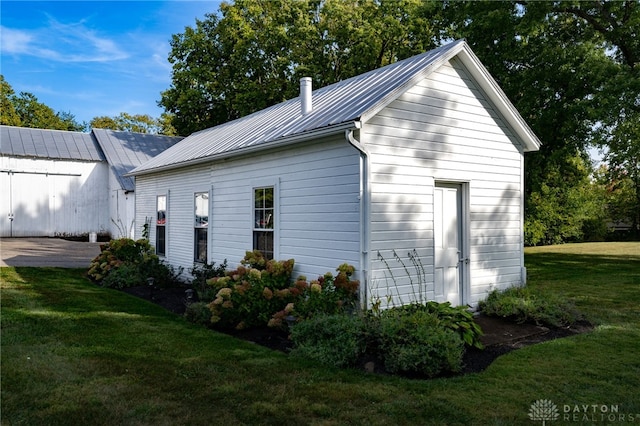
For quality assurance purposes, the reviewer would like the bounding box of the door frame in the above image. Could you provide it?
[434,180,470,306]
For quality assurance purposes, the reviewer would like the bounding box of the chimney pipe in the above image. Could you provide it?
[300,77,312,115]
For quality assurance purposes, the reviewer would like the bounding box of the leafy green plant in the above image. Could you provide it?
[184,302,213,326]
[190,259,228,301]
[388,302,484,349]
[479,286,584,327]
[290,314,368,368]
[101,263,144,289]
[289,308,466,377]
[88,238,182,289]
[141,257,183,289]
[374,308,464,377]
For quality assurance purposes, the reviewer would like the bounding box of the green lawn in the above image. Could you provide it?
[1,242,639,425]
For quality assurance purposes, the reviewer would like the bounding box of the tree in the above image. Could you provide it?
[89,112,178,135]
[1,75,21,126]
[600,113,640,237]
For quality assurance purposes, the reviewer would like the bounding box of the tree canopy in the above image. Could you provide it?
[89,112,177,135]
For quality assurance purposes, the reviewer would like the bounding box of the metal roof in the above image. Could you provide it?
[91,129,183,191]
[0,125,105,162]
[130,39,540,176]
[1,125,182,192]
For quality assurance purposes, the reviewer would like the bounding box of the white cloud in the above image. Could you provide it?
[1,17,130,63]
[0,26,34,53]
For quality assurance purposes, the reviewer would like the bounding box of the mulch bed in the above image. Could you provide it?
[121,284,592,376]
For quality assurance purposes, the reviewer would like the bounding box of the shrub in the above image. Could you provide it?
[88,238,182,289]
[271,263,360,326]
[206,252,359,331]
[289,305,467,377]
[207,252,297,329]
[290,314,368,368]
[101,263,144,289]
[190,260,228,301]
[184,302,213,326]
[389,302,484,349]
[479,286,584,327]
[375,308,464,377]
[141,257,183,289]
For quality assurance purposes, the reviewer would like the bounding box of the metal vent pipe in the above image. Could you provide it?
[300,77,312,115]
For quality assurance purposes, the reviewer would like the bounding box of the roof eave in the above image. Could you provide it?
[126,121,361,177]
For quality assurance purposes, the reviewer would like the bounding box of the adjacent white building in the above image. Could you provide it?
[0,126,182,239]
[129,40,541,308]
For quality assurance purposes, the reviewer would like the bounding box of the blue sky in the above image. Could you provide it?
[1,1,221,126]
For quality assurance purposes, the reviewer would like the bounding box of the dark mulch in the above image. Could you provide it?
[121,284,592,376]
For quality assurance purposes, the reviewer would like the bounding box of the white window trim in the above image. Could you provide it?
[156,192,168,257]
[194,190,210,263]
[251,180,279,259]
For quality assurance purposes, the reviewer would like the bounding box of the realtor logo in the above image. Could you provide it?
[529,399,559,425]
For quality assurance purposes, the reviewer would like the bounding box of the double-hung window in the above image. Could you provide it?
[194,192,209,263]
[253,187,274,260]
[156,195,167,256]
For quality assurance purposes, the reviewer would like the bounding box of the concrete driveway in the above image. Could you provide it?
[0,238,102,268]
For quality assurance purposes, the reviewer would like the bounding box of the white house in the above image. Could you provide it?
[129,40,541,308]
[0,126,181,239]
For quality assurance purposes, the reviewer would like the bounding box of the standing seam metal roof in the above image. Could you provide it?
[130,40,468,175]
[90,129,183,192]
[0,125,105,161]
[1,125,183,192]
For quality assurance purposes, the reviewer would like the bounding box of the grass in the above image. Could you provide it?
[1,242,639,425]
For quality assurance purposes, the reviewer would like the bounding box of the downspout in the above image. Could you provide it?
[345,125,371,309]
[520,152,527,286]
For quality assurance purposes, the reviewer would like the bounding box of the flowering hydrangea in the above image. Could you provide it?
[249,268,262,281]
[216,287,232,298]
[263,287,274,300]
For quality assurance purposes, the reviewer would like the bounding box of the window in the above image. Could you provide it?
[194,192,209,263]
[156,195,166,256]
[253,187,274,259]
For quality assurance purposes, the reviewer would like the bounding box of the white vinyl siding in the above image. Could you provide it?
[136,164,210,267]
[135,136,361,281]
[364,57,524,307]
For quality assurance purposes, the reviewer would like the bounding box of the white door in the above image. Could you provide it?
[434,183,464,305]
